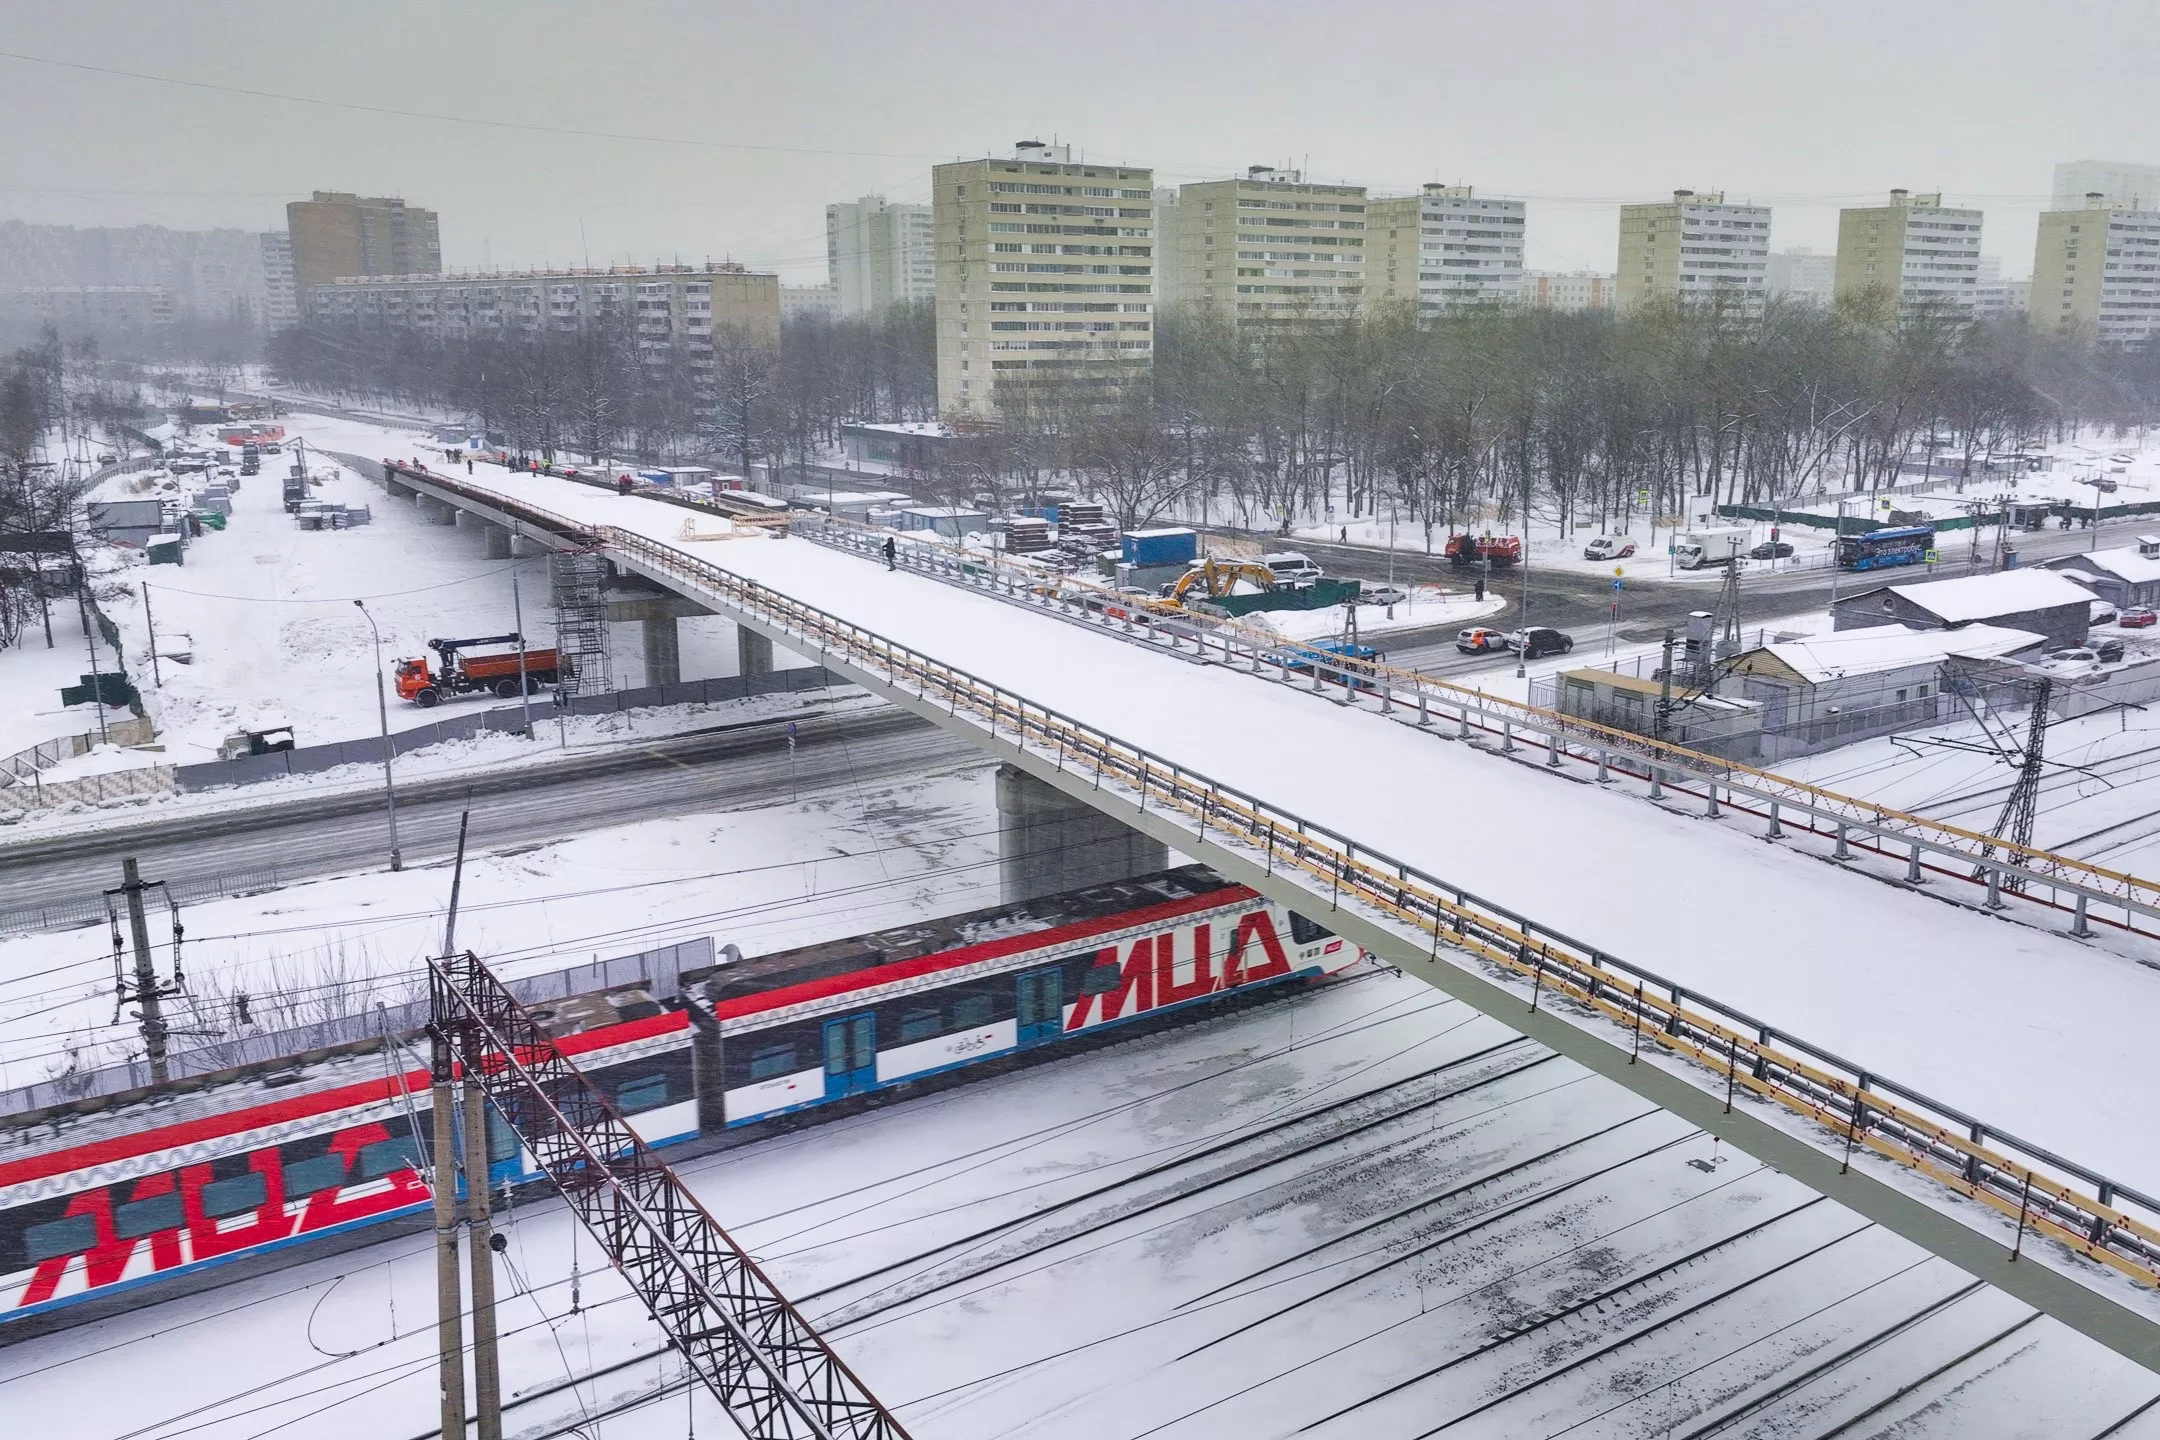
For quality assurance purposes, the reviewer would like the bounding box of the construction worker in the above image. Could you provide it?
[883,536,897,571]
[1475,575,1486,603]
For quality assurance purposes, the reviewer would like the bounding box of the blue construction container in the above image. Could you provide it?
[1121,527,1197,568]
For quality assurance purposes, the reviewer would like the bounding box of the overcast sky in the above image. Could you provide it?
[2,0,2154,283]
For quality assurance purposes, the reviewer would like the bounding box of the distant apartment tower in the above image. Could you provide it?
[1152,188,1183,309]
[825,195,934,317]
[2053,161,2160,213]
[1367,184,1524,314]
[286,191,441,296]
[781,283,840,323]
[306,264,779,377]
[1616,191,1770,313]
[1833,190,1983,319]
[2033,193,2160,344]
[259,231,297,330]
[1171,166,1365,324]
[933,141,1155,420]
[1765,248,1836,305]
[1519,271,1615,313]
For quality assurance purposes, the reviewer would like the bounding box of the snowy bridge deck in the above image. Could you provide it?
[362,453,2160,1359]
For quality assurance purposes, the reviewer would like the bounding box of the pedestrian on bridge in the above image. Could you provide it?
[883,536,897,571]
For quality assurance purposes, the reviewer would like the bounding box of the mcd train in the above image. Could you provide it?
[0,866,1361,1330]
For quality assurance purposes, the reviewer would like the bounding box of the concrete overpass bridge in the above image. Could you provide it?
[358,453,2160,1372]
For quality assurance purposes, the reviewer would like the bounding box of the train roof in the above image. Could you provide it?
[687,864,1242,1007]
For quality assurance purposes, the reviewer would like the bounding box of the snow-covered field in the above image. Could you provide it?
[6,969,2155,1440]
[0,759,1000,1094]
[0,618,132,761]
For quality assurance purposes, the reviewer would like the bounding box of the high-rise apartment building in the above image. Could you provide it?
[1366,185,1524,314]
[1152,188,1184,310]
[933,141,1155,420]
[259,231,297,330]
[286,191,441,296]
[1765,248,1837,306]
[1518,272,1615,312]
[2033,193,2160,344]
[2053,161,2160,213]
[781,283,840,323]
[305,263,779,377]
[825,195,934,317]
[1616,191,1770,313]
[1833,190,1984,318]
[1170,166,1365,325]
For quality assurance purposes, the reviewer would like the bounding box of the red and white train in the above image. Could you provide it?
[0,866,1360,1329]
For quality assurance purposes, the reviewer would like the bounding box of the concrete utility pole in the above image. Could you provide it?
[118,857,169,1083]
[463,1062,504,1440]
[430,1029,466,1439]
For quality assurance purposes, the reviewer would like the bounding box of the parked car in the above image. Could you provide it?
[1506,626,1575,659]
[1262,552,1323,583]
[2037,647,2101,678]
[2120,607,2157,628]
[2096,638,2127,664]
[2111,453,2137,465]
[1582,534,1637,560]
[1749,540,1795,560]
[2092,599,2121,625]
[1359,582,1410,607]
[1456,626,1507,654]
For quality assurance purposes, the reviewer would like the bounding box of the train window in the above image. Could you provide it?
[23,1213,98,1265]
[282,1153,349,1197]
[201,1172,269,1219]
[898,1008,941,1043]
[487,1112,521,1163]
[1288,913,1334,947]
[952,994,994,1030]
[616,1075,669,1112]
[1080,959,1123,994]
[357,1137,424,1181]
[113,1192,184,1240]
[748,1044,797,1081]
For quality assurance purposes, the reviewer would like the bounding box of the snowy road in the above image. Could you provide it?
[6,973,2154,1439]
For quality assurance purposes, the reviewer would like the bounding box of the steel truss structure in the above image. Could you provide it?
[428,950,910,1440]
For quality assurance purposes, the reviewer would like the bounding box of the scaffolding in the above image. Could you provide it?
[548,551,613,697]
[429,950,911,1440]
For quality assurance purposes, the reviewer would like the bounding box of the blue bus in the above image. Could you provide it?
[1834,525,1934,571]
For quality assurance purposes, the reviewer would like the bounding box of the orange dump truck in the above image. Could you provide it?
[394,634,565,706]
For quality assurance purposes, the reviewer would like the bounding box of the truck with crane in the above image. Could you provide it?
[394,635,565,706]
[1443,534,1521,569]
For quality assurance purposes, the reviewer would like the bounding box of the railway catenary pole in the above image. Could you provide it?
[463,1057,505,1440]
[430,1027,467,1440]
[119,857,169,1084]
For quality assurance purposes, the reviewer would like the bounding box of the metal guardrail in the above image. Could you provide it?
[791,514,2160,935]
[595,520,2160,1299]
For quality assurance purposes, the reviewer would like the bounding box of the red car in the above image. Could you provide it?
[1456,627,1507,654]
[2121,607,2156,628]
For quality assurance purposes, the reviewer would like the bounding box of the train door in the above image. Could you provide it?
[1016,967,1065,1046]
[822,1013,877,1098]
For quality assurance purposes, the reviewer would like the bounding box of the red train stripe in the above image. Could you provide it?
[0,1010,689,1190]
[710,885,1256,1022]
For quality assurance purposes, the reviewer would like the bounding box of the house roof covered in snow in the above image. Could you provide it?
[2056,546,2160,586]
[1854,568,2096,622]
[1739,623,2046,684]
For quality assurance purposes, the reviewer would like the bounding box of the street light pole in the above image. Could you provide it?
[353,600,403,872]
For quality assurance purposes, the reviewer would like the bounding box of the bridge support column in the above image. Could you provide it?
[511,532,550,557]
[642,617,681,687]
[996,762,1167,906]
[737,626,774,677]
[484,522,513,560]
[417,495,456,525]
[385,478,415,501]
[454,508,485,534]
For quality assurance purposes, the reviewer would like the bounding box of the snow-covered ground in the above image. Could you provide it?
[0,758,1000,1094]
[7,970,2156,1440]
[0,618,131,761]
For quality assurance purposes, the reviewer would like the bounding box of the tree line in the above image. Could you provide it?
[266,296,2160,539]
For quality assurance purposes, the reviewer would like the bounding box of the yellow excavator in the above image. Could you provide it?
[1165,557,1279,606]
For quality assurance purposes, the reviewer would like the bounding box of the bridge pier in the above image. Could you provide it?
[484,523,513,560]
[604,594,715,688]
[511,532,550,558]
[737,626,774,678]
[385,477,415,501]
[417,495,457,526]
[995,762,1168,906]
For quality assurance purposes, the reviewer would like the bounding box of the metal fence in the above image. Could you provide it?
[0,763,177,814]
[0,866,288,938]
[171,667,841,791]
[0,936,711,1122]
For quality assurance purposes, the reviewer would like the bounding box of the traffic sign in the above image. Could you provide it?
[1613,578,1624,591]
